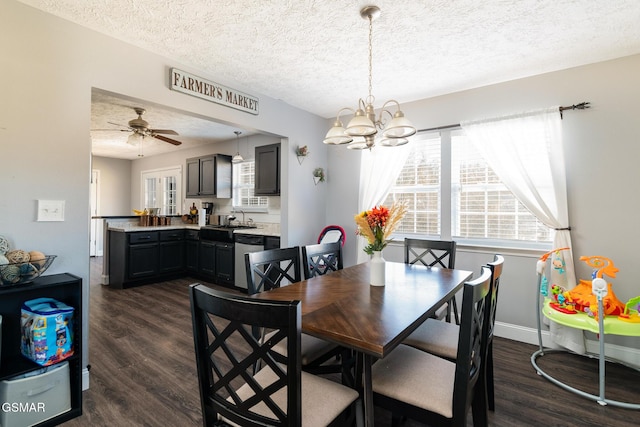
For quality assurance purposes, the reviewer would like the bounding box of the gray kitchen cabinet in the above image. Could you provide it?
[185,154,232,198]
[254,143,280,195]
[109,230,183,289]
[199,240,217,280]
[185,229,199,273]
[264,236,281,250]
[159,229,185,273]
[126,231,159,280]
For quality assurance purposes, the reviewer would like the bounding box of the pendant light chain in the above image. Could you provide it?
[322,5,416,149]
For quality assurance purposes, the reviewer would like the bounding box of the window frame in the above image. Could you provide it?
[232,160,269,212]
[387,128,553,251]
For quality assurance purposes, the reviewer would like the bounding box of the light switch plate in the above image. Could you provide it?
[37,200,65,222]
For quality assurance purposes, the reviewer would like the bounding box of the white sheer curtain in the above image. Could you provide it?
[357,144,411,263]
[461,107,584,354]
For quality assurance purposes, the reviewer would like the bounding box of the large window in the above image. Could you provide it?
[233,161,269,211]
[385,129,552,247]
[383,134,441,235]
[141,167,181,215]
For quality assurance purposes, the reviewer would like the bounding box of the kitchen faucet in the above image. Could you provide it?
[232,209,245,224]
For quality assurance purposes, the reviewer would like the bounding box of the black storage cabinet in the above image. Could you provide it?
[0,273,83,426]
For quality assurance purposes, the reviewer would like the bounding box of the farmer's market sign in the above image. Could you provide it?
[170,68,259,115]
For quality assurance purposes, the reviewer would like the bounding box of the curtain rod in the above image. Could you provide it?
[559,102,590,119]
[418,102,592,132]
[417,123,460,133]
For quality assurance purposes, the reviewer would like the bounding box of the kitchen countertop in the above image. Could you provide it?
[232,223,280,237]
[107,221,280,237]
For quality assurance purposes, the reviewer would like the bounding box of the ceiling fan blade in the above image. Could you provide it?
[152,134,182,146]
[149,129,179,135]
[107,121,131,130]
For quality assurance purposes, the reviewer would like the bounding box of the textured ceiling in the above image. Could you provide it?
[18,0,640,159]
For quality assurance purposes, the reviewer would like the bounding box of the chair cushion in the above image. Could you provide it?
[403,318,459,360]
[372,344,456,418]
[223,364,359,426]
[265,330,339,365]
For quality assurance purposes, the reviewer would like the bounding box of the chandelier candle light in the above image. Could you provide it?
[355,201,407,286]
[323,5,416,150]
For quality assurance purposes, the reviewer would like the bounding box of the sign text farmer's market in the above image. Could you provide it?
[170,68,259,115]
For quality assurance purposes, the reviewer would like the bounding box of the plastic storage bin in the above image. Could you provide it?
[0,361,71,427]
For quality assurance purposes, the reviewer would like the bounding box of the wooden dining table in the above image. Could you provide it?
[251,260,473,426]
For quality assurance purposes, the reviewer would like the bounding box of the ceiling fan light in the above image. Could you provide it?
[345,110,376,136]
[382,111,417,138]
[127,132,144,146]
[323,121,353,145]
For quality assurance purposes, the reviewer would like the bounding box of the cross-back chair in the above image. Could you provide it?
[245,246,301,295]
[302,241,343,279]
[404,238,459,323]
[403,254,505,413]
[245,246,343,377]
[189,284,359,426]
[484,254,504,411]
[371,266,493,427]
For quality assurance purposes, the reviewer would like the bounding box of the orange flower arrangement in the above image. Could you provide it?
[354,201,407,255]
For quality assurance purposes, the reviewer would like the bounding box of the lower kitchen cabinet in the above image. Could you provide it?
[109,230,184,289]
[159,230,185,273]
[185,230,199,273]
[128,243,159,279]
[199,240,216,279]
[108,228,258,290]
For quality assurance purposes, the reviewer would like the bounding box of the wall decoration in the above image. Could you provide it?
[296,145,309,164]
[313,167,325,185]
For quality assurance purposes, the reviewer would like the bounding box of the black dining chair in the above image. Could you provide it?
[302,241,343,279]
[371,266,493,427]
[403,254,504,412]
[245,246,302,295]
[404,238,459,323]
[189,284,359,426]
[245,247,343,377]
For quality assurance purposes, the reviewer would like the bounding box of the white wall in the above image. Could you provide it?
[1,0,331,380]
[92,156,132,216]
[328,54,640,349]
[5,0,640,370]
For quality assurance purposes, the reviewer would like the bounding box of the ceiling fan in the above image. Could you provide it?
[108,107,182,146]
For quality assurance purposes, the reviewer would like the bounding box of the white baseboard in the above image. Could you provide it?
[495,321,640,369]
[82,367,90,390]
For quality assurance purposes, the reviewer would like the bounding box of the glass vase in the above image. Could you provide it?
[370,250,386,286]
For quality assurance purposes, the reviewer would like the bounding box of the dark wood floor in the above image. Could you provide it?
[62,257,640,426]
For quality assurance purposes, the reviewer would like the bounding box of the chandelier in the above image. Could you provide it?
[323,5,416,150]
